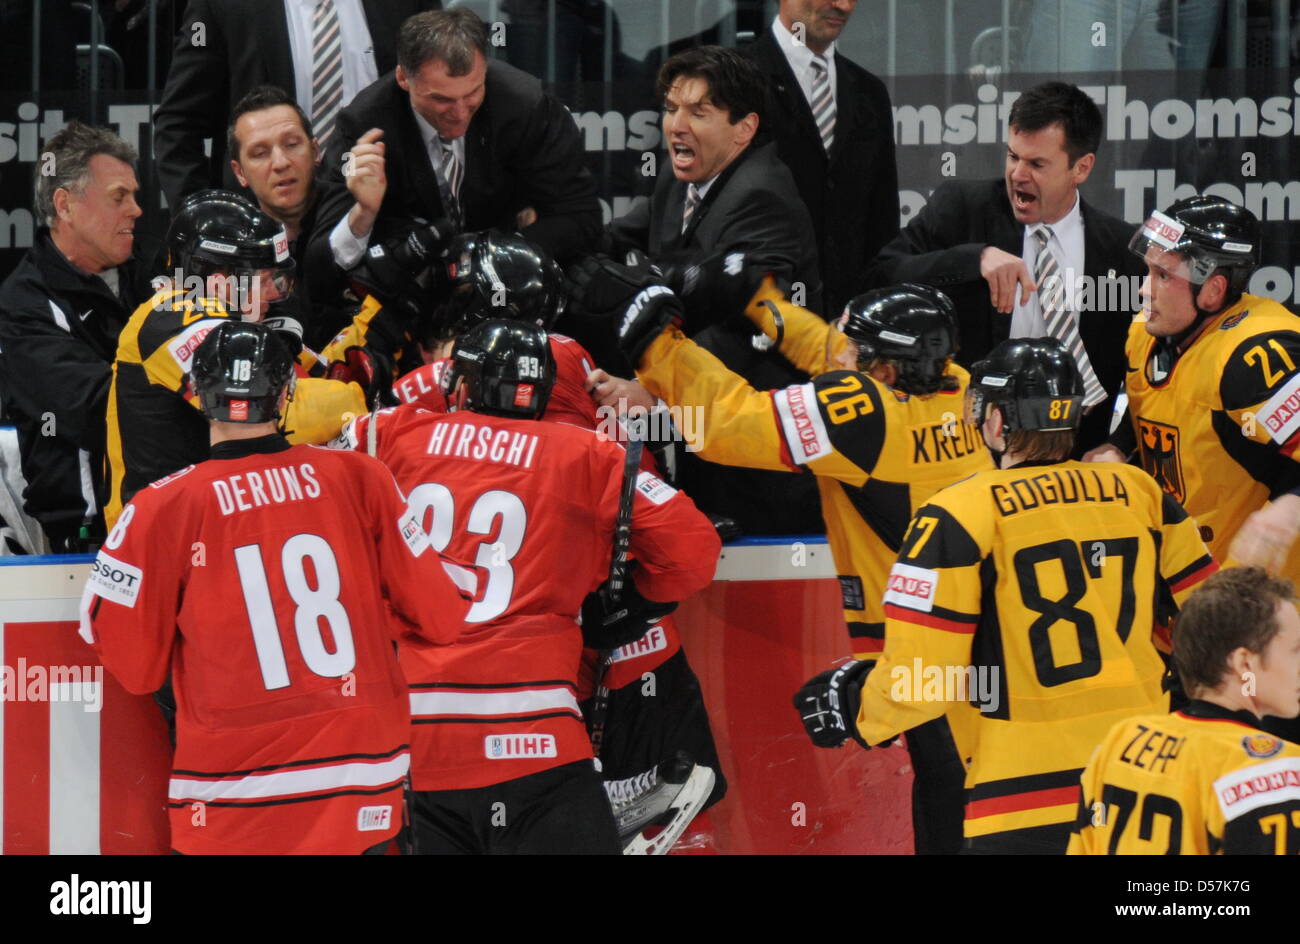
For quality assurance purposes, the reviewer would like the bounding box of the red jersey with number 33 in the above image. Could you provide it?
[347,405,719,790]
[80,441,469,854]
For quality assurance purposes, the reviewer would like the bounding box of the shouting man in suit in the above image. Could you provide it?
[307,6,601,290]
[154,0,435,211]
[743,0,899,318]
[869,81,1143,454]
[601,45,823,534]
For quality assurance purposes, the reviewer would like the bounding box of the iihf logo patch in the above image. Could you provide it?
[1241,734,1283,759]
[489,737,503,757]
[1219,311,1248,330]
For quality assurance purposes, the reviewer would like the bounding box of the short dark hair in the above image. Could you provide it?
[398,8,488,77]
[656,45,765,125]
[1007,81,1102,167]
[34,121,137,227]
[227,86,314,162]
[1174,567,1296,697]
[1003,428,1074,462]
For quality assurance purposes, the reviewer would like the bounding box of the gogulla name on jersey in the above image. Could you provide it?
[485,734,558,759]
[426,421,541,468]
[991,468,1131,516]
[211,462,322,515]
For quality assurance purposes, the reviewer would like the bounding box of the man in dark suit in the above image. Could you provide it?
[602,45,823,534]
[742,0,899,319]
[868,82,1143,454]
[154,0,434,212]
[306,6,601,290]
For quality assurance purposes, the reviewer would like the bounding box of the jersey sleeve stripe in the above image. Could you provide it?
[964,784,1079,821]
[884,601,979,634]
[169,750,409,803]
[1168,555,1218,594]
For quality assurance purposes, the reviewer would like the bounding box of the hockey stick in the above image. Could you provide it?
[587,429,644,760]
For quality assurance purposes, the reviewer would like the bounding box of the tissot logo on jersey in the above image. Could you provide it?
[425,421,541,468]
[883,563,938,612]
[635,470,676,505]
[87,552,143,608]
[485,734,558,759]
[399,510,431,557]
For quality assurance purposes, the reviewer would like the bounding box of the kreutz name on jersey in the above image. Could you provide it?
[426,421,541,469]
[991,468,1131,517]
[909,419,983,464]
[211,462,322,516]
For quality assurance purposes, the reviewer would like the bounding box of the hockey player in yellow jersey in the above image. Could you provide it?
[795,338,1217,853]
[105,191,365,527]
[1091,196,1300,585]
[609,273,991,853]
[1069,567,1300,855]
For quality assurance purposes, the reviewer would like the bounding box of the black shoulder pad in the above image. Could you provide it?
[896,503,982,569]
[1221,330,1300,412]
[810,369,887,471]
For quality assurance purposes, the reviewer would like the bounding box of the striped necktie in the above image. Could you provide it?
[810,55,835,154]
[1034,226,1106,407]
[311,0,343,148]
[681,183,700,234]
[440,138,464,227]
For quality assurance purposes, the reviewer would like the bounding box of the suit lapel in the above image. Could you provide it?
[757,32,825,163]
[392,87,447,223]
[263,0,296,94]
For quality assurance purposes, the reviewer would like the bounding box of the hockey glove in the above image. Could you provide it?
[793,659,875,749]
[616,286,684,367]
[581,578,678,650]
[262,305,306,359]
[326,345,398,408]
[567,251,665,319]
[657,249,786,333]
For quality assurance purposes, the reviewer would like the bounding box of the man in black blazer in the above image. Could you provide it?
[306,6,601,290]
[603,45,823,534]
[154,0,434,212]
[868,82,1144,454]
[742,0,899,319]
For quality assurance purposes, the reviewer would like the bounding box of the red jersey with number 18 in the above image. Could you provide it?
[80,439,469,854]
[349,404,720,790]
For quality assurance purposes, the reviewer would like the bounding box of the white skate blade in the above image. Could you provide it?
[622,765,716,856]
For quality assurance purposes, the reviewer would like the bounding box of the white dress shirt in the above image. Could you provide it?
[1010,192,1086,338]
[329,108,469,268]
[283,0,378,120]
[770,14,838,110]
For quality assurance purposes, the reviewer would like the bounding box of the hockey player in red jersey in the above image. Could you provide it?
[382,231,728,852]
[81,321,469,854]
[348,318,720,854]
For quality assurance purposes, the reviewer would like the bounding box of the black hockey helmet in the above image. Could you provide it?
[165,189,296,297]
[840,284,958,394]
[190,320,296,424]
[967,337,1084,433]
[445,318,556,419]
[1128,195,1260,293]
[438,230,567,338]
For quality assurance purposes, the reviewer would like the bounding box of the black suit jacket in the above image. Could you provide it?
[153,0,433,211]
[743,30,899,318]
[606,141,825,535]
[307,60,601,275]
[608,141,822,391]
[868,178,1145,452]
